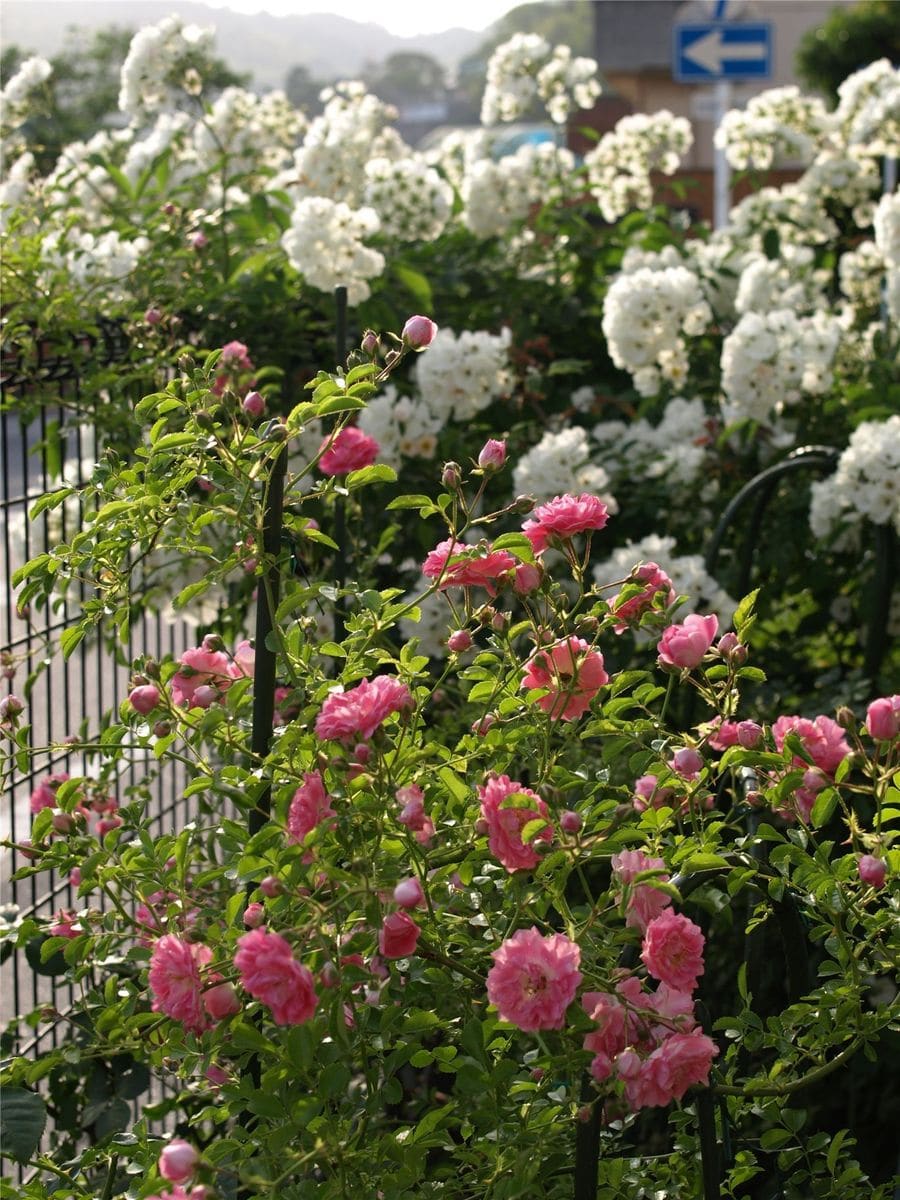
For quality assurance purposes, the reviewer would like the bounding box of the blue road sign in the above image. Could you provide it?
[673,22,772,82]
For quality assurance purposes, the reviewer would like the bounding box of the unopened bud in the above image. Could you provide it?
[448,629,472,653]
[835,706,856,731]
[242,390,266,419]
[511,495,535,515]
[145,307,162,326]
[259,876,282,898]
[560,810,582,834]
[361,330,380,356]
[477,438,506,471]
[0,694,24,718]
[441,462,461,489]
[401,315,437,350]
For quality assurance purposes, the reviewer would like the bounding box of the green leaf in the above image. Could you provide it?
[678,852,730,872]
[29,488,76,521]
[733,589,760,640]
[59,626,86,660]
[811,788,839,828]
[0,1087,47,1162]
[490,532,535,563]
[345,464,397,490]
[393,263,433,311]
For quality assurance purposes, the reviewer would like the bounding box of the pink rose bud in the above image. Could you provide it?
[865,696,900,742]
[192,684,219,709]
[474,817,490,835]
[259,876,282,898]
[145,307,162,326]
[129,685,161,715]
[153,721,172,737]
[737,720,763,748]
[159,1139,198,1183]
[657,614,719,670]
[196,475,215,493]
[560,810,582,833]
[190,231,208,249]
[393,876,425,908]
[401,315,438,350]
[70,867,82,887]
[0,694,24,718]
[513,562,542,596]
[670,747,703,778]
[378,910,421,958]
[163,202,176,215]
[490,610,508,632]
[858,855,886,888]
[51,812,76,834]
[477,438,507,470]
[243,902,265,928]
[206,1064,228,1086]
[361,330,380,355]
[353,743,371,764]
[242,390,266,419]
[447,629,472,653]
[531,1067,545,1082]
[472,715,496,736]
[204,980,241,1020]
[319,961,340,988]
[717,632,748,664]
[441,461,461,489]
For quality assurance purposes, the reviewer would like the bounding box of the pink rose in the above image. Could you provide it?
[478,774,552,872]
[523,493,609,554]
[159,1139,198,1183]
[242,390,266,419]
[30,772,70,815]
[513,561,543,596]
[477,438,507,470]
[706,718,741,751]
[521,635,608,721]
[670,747,703,779]
[401,315,438,350]
[582,990,628,1063]
[49,910,82,939]
[203,980,241,1021]
[737,720,763,748]
[620,1030,718,1110]
[611,849,672,932]
[858,855,886,888]
[379,910,421,958]
[657,614,719,669]
[611,562,675,633]
[486,926,582,1031]
[447,629,473,653]
[422,538,516,595]
[243,902,265,928]
[129,684,161,715]
[219,340,253,370]
[315,675,413,743]
[392,877,425,908]
[865,695,900,742]
[234,928,318,1025]
[287,771,336,856]
[149,935,213,1034]
[560,809,582,833]
[641,910,705,992]
[318,426,380,475]
[170,644,234,708]
[772,714,851,775]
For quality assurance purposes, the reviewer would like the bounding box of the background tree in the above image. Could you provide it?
[796,0,900,102]
[365,51,447,108]
[283,62,327,116]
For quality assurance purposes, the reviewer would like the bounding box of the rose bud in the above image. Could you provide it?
[447,629,472,653]
[241,390,266,419]
[242,902,265,928]
[477,438,507,471]
[259,876,282,898]
[159,1139,198,1183]
[560,810,582,834]
[401,315,438,351]
[129,685,160,715]
[858,855,886,889]
[392,876,425,908]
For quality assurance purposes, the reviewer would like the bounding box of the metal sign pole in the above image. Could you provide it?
[713,79,732,230]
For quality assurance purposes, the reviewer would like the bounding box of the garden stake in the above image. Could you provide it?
[333,284,349,642]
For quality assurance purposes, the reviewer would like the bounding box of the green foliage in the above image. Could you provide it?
[795,0,900,102]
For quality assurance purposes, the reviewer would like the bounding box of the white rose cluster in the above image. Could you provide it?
[462,142,575,239]
[714,86,829,171]
[40,229,150,309]
[363,156,452,242]
[834,58,900,157]
[809,416,900,541]
[357,384,443,467]
[413,327,513,423]
[481,33,600,127]
[0,152,35,231]
[593,396,711,489]
[194,88,304,173]
[118,16,215,121]
[593,533,735,629]
[512,426,616,506]
[280,197,385,305]
[720,309,842,427]
[602,263,711,396]
[874,190,900,322]
[585,111,693,224]
[0,55,51,143]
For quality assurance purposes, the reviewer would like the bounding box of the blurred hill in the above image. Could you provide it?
[1,1,485,88]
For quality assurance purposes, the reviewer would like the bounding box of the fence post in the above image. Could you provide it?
[332,286,349,641]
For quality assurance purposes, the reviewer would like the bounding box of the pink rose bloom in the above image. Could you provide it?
[611,849,672,932]
[395,784,434,844]
[478,774,552,872]
[641,910,705,992]
[401,315,438,349]
[219,340,253,370]
[234,928,318,1025]
[421,538,516,595]
[772,714,851,775]
[611,562,675,633]
[706,718,741,751]
[315,675,413,743]
[229,640,255,679]
[521,636,608,721]
[513,561,543,596]
[486,926,582,1031]
[287,771,336,853]
[523,493,610,554]
[657,614,719,669]
[670,747,703,779]
[642,1030,718,1106]
[159,1139,198,1183]
[865,695,900,742]
[582,990,628,1066]
[318,426,380,475]
[858,855,886,888]
[379,910,421,958]
[149,935,213,1034]
[170,644,234,708]
[30,772,70,815]
[49,910,83,939]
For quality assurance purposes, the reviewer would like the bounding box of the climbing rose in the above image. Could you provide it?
[422,538,516,594]
[641,910,705,992]
[521,636,608,721]
[393,876,425,908]
[379,910,421,958]
[401,314,438,349]
[159,1139,198,1183]
[478,774,552,872]
[486,927,582,1031]
[611,562,675,632]
[865,695,900,742]
[657,614,718,669]
[582,990,628,1081]
[618,1030,717,1110]
[772,714,851,775]
[287,771,336,852]
[611,849,672,932]
[219,340,253,370]
[170,642,235,708]
[129,684,161,714]
[318,426,380,475]
[477,438,507,470]
[315,676,413,743]
[203,980,241,1021]
[234,928,318,1025]
[30,772,70,815]
[523,493,609,554]
[149,935,212,1034]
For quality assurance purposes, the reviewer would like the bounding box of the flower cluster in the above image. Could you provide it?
[809,416,900,542]
[118,16,215,121]
[281,196,385,304]
[714,86,829,170]
[363,156,452,242]
[412,326,512,423]
[585,111,693,224]
[512,426,614,504]
[461,142,576,239]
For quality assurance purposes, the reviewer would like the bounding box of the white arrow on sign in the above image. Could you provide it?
[683,29,767,74]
